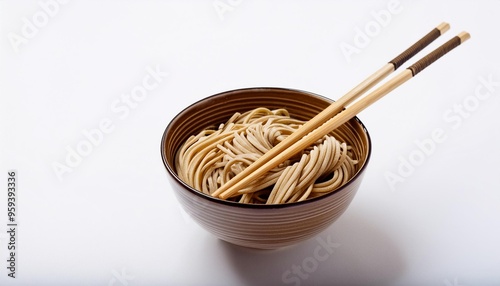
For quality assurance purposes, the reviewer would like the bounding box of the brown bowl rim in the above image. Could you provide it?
[160,87,372,209]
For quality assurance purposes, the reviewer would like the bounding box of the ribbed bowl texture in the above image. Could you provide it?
[161,87,371,249]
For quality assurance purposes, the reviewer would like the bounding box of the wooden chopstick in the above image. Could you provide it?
[211,23,449,199]
[213,26,468,201]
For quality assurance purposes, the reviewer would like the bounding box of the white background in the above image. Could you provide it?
[1,0,499,285]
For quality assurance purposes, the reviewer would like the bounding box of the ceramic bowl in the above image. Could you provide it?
[161,87,371,249]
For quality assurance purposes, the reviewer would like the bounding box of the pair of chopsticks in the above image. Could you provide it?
[212,22,470,200]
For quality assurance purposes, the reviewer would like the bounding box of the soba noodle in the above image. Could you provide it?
[175,107,359,204]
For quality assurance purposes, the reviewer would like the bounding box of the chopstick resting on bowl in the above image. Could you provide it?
[213,24,470,200]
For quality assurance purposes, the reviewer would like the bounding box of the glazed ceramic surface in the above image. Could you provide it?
[161,88,371,249]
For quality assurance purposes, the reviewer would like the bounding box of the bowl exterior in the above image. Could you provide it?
[161,87,371,249]
[167,167,366,249]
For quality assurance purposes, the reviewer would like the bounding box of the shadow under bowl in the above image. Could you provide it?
[161,87,372,249]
